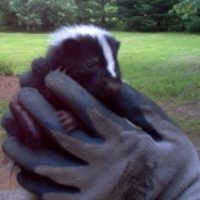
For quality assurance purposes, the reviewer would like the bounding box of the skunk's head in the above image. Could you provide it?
[47,24,121,99]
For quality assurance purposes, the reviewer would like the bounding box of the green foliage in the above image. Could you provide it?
[0,13,3,27]
[169,0,200,32]
[0,103,8,119]
[8,0,77,31]
[116,0,179,31]
[171,0,199,19]
[73,0,117,28]
[0,103,8,138]
[1,0,200,32]
[0,61,14,75]
[188,16,200,32]
[0,0,117,31]
[0,0,17,27]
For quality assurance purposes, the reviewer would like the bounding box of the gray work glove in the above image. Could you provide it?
[2,71,200,200]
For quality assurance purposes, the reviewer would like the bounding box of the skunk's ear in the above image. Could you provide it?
[115,40,121,52]
[112,40,121,57]
[107,37,121,57]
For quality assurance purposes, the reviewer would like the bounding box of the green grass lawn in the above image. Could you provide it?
[0,32,47,74]
[115,32,200,102]
[0,31,200,133]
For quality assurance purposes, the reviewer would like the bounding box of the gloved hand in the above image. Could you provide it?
[2,71,200,200]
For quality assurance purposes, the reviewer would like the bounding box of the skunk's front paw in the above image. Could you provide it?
[57,110,81,132]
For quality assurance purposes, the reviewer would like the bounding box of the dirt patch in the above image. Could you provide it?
[160,101,200,120]
[0,76,21,192]
[0,76,20,102]
[158,100,200,156]
[0,141,18,190]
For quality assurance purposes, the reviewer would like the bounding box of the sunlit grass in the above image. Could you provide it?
[115,32,200,102]
[0,32,47,74]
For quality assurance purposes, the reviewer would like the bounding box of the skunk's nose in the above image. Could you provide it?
[106,81,121,95]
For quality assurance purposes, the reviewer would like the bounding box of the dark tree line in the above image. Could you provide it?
[0,0,200,32]
[116,0,179,31]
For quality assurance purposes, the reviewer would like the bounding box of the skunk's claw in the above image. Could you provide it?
[57,110,80,132]
[55,66,68,74]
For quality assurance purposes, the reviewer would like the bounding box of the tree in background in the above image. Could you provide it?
[170,0,200,32]
[116,0,179,31]
[8,0,77,31]
[73,0,117,28]
[1,0,200,32]
[0,0,117,31]
[0,0,17,28]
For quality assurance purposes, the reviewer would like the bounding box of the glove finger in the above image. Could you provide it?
[9,95,43,147]
[3,136,82,173]
[50,129,104,162]
[45,71,135,139]
[110,83,173,140]
[17,87,65,135]
[1,110,42,148]
[135,105,185,141]
[2,97,55,148]
[34,163,88,188]
[4,136,89,187]
[43,193,79,200]
[17,170,79,198]
[17,87,104,156]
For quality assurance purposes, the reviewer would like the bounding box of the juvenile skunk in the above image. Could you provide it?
[20,24,122,133]
[22,24,122,100]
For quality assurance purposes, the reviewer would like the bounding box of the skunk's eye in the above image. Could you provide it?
[85,62,96,69]
[85,58,99,70]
